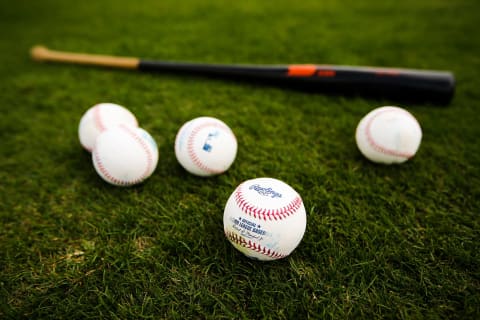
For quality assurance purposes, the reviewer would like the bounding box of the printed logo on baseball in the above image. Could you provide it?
[223,177,307,261]
[78,103,138,152]
[175,116,237,177]
[355,106,422,164]
[92,124,158,186]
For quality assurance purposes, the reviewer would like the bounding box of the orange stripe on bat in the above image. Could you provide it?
[287,65,317,77]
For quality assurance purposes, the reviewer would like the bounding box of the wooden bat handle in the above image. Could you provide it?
[30,45,139,69]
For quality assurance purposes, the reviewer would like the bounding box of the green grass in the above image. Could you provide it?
[1,0,479,318]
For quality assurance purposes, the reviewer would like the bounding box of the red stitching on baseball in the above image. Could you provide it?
[234,183,303,221]
[93,104,106,132]
[187,121,236,174]
[120,124,154,177]
[93,124,154,186]
[224,231,286,259]
[365,108,416,159]
[93,150,142,186]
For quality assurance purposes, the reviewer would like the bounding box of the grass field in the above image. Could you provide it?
[1,0,479,318]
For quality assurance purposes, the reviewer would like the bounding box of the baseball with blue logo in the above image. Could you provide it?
[174,116,237,177]
[223,177,307,261]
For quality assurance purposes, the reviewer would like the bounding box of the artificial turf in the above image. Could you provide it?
[1,0,479,318]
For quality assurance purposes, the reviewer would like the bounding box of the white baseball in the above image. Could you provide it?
[92,124,158,186]
[355,106,422,164]
[175,116,237,177]
[78,103,138,152]
[223,177,307,261]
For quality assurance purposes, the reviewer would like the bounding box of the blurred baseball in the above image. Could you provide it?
[174,116,237,177]
[78,102,138,152]
[92,124,158,186]
[355,106,422,164]
[223,177,307,261]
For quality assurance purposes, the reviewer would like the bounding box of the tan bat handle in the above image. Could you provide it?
[30,45,139,69]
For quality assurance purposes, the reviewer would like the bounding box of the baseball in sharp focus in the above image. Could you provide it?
[355,106,422,164]
[223,177,307,261]
[174,116,237,177]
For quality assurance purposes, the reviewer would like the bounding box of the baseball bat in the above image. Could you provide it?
[31,45,455,104]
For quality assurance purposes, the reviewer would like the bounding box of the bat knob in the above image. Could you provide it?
[30,45,50,61]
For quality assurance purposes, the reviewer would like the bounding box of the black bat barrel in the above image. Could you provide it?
[138,61,455,104]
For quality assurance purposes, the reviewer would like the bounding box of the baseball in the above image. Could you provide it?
[355,106,422,164]
[92,124,158,186]
[78,102,138,152]
[223,177,307,261]
[174,116,237,177]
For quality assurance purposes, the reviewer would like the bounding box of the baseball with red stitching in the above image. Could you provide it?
[78,102,138,152]
[355,106,422,164]
[92,124,158,186]
[174,116,237,177]
[223,177,307,261]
